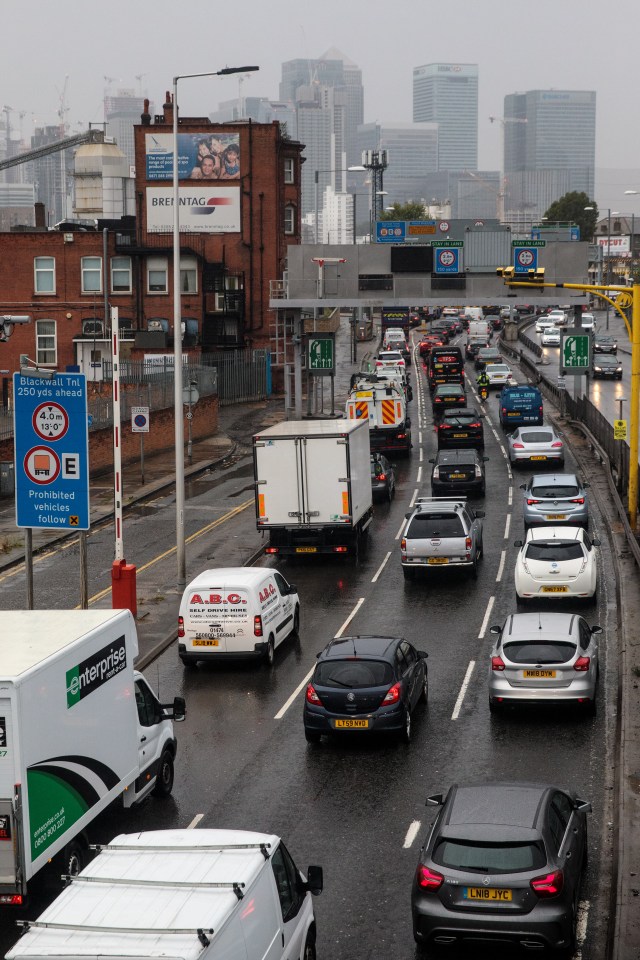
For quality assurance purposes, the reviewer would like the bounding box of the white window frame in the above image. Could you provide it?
[180,256,198,294]
[35,319,57,366]
[284,204,296,235]
[284,157,294,184]
[81,256,103,294]
[34,256,55,294]
[214,276,241,312]
[147,256,168,294]
[111,256,132,294]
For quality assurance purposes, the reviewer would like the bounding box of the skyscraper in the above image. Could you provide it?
[105,90,147,170]
[413,63,478,171]
[356,122,438,206]
[503,89,596,216]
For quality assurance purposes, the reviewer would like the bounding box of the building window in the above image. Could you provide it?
[36,319,56,365]
[81,257,102,293]
[34,257,55,294]
[214,276,241,312]
[284,204,296,235]
[180,256,197,294]
[284,158,294,184]
[111,256,132,293]
[147,257,168,293]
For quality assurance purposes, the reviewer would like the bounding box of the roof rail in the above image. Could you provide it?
[90,841,272,858]
[62,874,246,898]
[17,921,216,945]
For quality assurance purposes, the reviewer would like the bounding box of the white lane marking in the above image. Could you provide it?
[508,487,513,506]
[576,899,590,952]
[410,488,418,508]
[419,431,423,444]
[451,660,476,720]
[507,466,513,480]
[478,596,495,639]
[334,597,366,637]
[500,446,508,460]
[419,447,424,462]
[491,428,501,442]
[403,820,422,849]
[372,551,392,583]
[187,813,204,829]
[504,514,511,539]
[396,518,407,540]
[496,550,506,583]
[417,466,422,483]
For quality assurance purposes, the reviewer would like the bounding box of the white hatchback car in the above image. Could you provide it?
[541,326,561,346]
[514,526,600,605]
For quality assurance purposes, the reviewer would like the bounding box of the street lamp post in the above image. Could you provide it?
[172,65,258,587]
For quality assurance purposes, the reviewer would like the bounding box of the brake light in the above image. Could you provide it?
[397,433,406,440]
[570,497,585,504]
[512,443,525,449]
[474,464,482,478]
[531,869,564,898]
[502,407,507,415]
[306,683,323,706]
[400,538,407,550]
[491,656,506,671]
[551,441,563,448]
[539,406,544,415]
[377,473,387,481]
[383,682,401,705]
[432,467,440,479]
[254,615,263,637]
[465,536,472,549]
[527,498,542,505]
[439,423,451,431]
[574,656,591,672]
[265,546,279,554]
[0,894,23,905]
[178,616,185,638]
[333,546,348,553]
[469,421,481,428]
[416,865,444,890]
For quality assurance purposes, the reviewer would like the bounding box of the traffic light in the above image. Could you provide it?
[496,266,516,280]
[527,267,546,284]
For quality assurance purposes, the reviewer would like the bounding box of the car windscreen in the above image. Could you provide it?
[595,356,617,364]
[503,641,577,664]
[314,659,394,688]
[520,431,553,443]
[432,839,546,873]
[443,415,477,425]
[530,484,578,498]
[525,542,584,562]
[406,514,465,538]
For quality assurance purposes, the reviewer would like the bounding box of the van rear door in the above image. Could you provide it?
[183,585,251,653]
[0,701,18,893]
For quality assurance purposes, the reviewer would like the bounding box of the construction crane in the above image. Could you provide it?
[489,115,528,222]
[57,76,70,136]
[0,126,105,173]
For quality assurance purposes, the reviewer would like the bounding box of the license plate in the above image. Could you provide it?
[507,411,519,416]
[523,669,557,678]
[464,887,513,902]
[453,433,468,438]
[334,719,369,729]
[530,455,547,461]
[541,585,569,593]
[449,473,465,479]
[193,639,220,647]
[296,546,317,553]
[427,557,448,565]
[545,514,566,520]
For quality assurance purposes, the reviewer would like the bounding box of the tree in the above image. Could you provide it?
[379,201,426,222]
[543,192,598,242]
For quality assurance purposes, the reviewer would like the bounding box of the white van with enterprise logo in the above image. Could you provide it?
[178,567,300,667]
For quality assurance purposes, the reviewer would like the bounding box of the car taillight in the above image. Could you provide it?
[491,656,506,671]
[469,421,481,428]
[439,423,451,431]
[570,497,585,504]
[383,682,401,705]
[474,464,482,477]
[551,441,563,448]
[512,443,525,449]
[416,865,444,890]
[502,407,507,415]
[0,894,23,905]
[574,656,590,672]
[377,473,387,481]
[254,615,263,637]
[265,546,279,554]
[465,536,472,549]
[397,433,406,439]
[539,406,544,415]
[400,537,407,550]
[333,546,348,553]
[531,869,564,898]
[527,498,542,505]
[306,683,323,705]
[178,615,185,638]
[432,467,440,479]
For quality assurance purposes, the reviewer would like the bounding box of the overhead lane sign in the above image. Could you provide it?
[13,372,90,530]
[512,239,546,274]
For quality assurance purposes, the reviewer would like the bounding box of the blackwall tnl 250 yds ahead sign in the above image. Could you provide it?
[13,373,90,530]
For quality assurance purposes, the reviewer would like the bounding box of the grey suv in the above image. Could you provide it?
[412,781,591,956]
[521,474,589,529]
[400,498,484,580]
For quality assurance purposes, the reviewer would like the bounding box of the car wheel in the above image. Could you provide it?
[516,592,527,610]
[403,567,415,581]
[387,486,393,504]
[180,655,197,668]
[478,538,484,560]
[400,708,412,744]
[153,749,175,797]
[304,728,322,745]
[292,605,300,636]
[471,557,479,579]
[264,635,275,667]
[489,698,502,715]
[303,934,317,960]
[588,589,598,608]
[420,672,429,704]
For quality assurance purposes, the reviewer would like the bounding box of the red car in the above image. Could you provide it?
[419,335,445,359]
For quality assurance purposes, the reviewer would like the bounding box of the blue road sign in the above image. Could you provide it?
[13,372,90,530]
[434,247,460,274]
[376,221,406,243]
[513,246,539,274]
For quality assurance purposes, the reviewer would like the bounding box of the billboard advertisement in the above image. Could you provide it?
[146,186,241,233]
[145,132,240,181]
[597,236,630,258]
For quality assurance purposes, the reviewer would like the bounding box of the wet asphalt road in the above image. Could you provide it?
[0,340,618,958]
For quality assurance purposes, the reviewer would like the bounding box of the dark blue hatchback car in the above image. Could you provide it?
[304,635,428,744]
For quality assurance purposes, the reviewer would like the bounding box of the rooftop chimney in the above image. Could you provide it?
[163,91,173,124]
[141,98,151,126]
[34,202,46,229]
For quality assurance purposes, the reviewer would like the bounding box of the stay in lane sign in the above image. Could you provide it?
[13,372,90,530]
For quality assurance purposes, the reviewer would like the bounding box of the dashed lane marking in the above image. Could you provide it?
[496,549,506,583]
[187,813,204,829]
[452,660,476,720]
[371,552,392,583]
[478,596,495,638]
[504,513,511,539]
[409,488,418,508]
[403,820,422,849]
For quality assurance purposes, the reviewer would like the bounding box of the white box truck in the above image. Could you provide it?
[0,609,185,906]
[254,418,373,556]
[7,828,324,960]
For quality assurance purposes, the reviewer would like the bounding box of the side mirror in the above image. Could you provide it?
[583,482,591,488]
[574,799,592,814]
[391,463,397,469]
[169,696,186,722]
[590,625,603,635]
[489,625,501,635]
[405,512,412,519]
[475,510,485,519]
[519,483,526,490]
[591,539,601,548]
[514,540,523,548]
[306,865,324,896]
[288,583,298,595]
[429,458,435,464]
[417,650,429,660]
[483,456,489,462]
[426,794,444,807]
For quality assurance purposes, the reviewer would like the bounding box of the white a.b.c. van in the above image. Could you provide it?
[178,567,300,667]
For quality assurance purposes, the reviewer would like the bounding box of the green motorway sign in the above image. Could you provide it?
[561,331,591,375]
[307,334,335,376]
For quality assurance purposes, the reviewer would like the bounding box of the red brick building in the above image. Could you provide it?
[0,95,303,380]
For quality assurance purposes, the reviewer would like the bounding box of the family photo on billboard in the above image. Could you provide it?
[145,132,241,181]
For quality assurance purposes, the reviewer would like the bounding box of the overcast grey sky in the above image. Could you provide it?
[5,0,640,210]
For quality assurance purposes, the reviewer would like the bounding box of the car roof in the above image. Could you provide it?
[446,782,553,831]
[529,472,578,484]
[318,635,402,662]
[500,612,580,639]
[185,567,277,589]
[525,525,585,542]
[517,425,556,434]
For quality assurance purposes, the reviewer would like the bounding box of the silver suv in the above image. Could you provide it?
[400,498,484,581]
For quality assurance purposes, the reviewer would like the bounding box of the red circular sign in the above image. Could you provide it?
[517,249,535,267]
[32,402,69,441]
[439,221,450,232]
[24,446,61,485]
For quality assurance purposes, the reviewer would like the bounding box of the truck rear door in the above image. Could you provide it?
[0,701,18,890]
[255,437,303,527]
[301,436,351,525]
